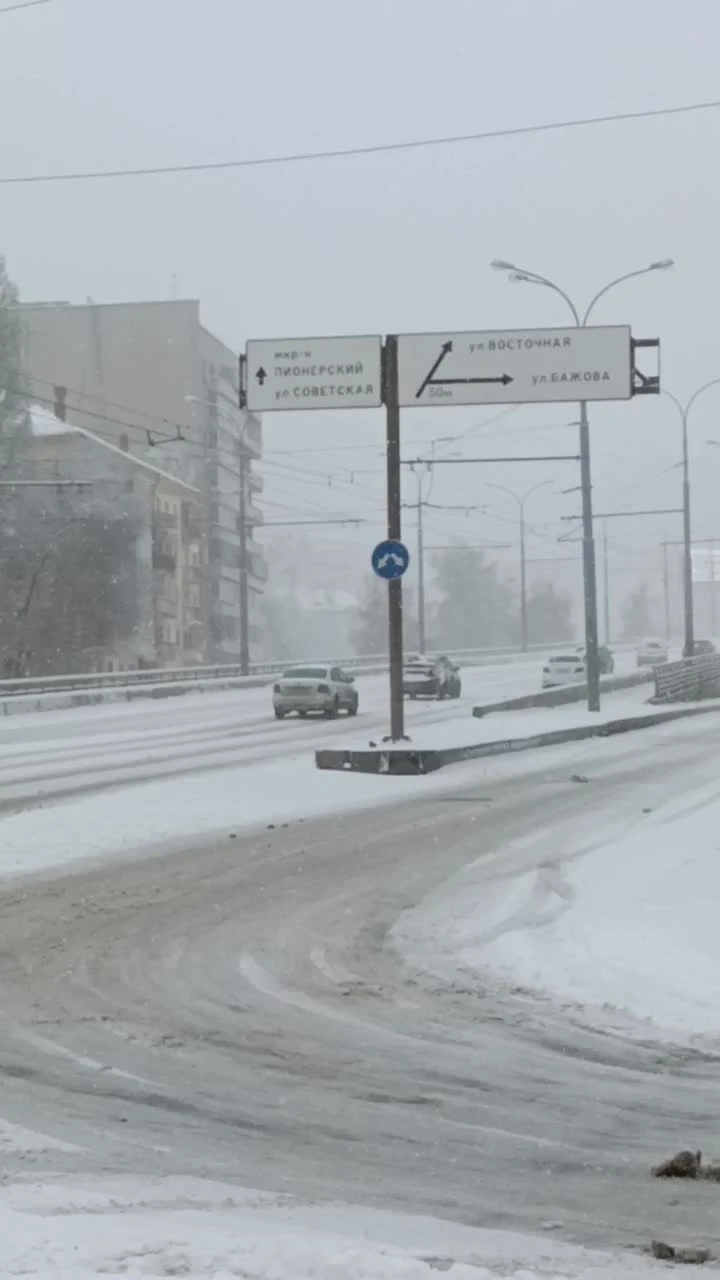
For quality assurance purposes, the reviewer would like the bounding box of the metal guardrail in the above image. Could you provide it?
[0,641,575,700]
[652,654,720,702]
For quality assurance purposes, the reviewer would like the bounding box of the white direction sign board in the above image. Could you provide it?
[245,335,382,412]
[397,325,632,407]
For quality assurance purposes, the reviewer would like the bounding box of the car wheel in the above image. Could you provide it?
[325,698,339,719]
[274,709,286,720]
[347,698,358,717]
[298,710,308,718]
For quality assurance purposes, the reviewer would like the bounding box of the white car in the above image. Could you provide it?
[636,639,668,668]
[542,653,587,689]
[273,664,359,719]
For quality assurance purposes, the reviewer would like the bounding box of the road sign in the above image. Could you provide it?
[397,326,632,407]
[244,335,383,412]
[372,539,410,580]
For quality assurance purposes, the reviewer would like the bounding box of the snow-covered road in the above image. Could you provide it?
[0,652,640,812]
[0,707,720,1260]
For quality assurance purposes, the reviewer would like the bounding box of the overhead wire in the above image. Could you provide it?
[23,373,680,551]
[0,98,718,186]
[0,0,50,11]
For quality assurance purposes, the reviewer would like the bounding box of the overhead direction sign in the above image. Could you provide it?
[397,326,633,407]
[244,335,382,412]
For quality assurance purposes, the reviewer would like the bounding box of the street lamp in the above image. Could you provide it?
[490,257,673,709]
[663,381,720,656]
[485,479,552,651]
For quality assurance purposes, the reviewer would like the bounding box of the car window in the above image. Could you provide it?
[330,667,343,682]
[282,667,328,679]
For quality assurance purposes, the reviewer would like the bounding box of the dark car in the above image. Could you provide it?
[577,644,614,674]
[688,639,716,656]
[403,654,461,700]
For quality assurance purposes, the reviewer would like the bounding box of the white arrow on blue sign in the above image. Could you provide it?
[372,539,410,580]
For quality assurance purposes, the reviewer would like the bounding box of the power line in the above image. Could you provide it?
[0,0,50,12]
[0,98,718,186]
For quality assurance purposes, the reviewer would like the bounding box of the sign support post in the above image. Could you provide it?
[579,400,600,711]
[243,325,659,735]
[383,335,406,742]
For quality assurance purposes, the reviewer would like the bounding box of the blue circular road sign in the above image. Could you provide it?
[372,539,410,580]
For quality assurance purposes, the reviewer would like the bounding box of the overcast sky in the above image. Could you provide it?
[3,0,720,621]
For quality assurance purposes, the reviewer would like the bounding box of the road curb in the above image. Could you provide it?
[314,703,720,776]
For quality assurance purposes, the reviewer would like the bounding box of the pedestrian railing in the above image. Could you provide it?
[652,654,720,702]
[0,641,579,699]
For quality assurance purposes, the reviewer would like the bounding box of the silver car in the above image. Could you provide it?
[273,665,359,719]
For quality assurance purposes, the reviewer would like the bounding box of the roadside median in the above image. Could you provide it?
[315,691,720,776]
[471,669,652,717]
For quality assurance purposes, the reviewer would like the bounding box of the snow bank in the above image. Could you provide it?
[0,1175,690,1278]
[396,777,720,1046]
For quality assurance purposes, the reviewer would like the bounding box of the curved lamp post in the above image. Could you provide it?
[490,258,673,708]
[663,381,720,655]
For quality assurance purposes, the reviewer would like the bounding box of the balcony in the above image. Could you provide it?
[250,550,268,584]
[152,540,177,573]
[242,414,262,459]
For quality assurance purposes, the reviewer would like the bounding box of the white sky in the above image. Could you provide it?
[3,0,720,622]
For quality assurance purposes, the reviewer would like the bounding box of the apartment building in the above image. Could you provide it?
[18,298,266,665]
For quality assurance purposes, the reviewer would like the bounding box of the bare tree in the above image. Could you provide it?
[0,493,141,675]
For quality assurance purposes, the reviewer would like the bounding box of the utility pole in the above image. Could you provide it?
[408,461,431,652]
[238,439,250,676]
[384,335,405,741]
[417,484,425,653]
[662,540,671,641]
[519,501,527,651]
[711,541,716,638]
[486,479,552,652]
[602,521,610,646]
[661,535,720,646]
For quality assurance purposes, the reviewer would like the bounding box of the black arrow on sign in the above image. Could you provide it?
[436,374,514,387]
[256,366,267,385]
[415,342,513,399]
[415,340,452,399]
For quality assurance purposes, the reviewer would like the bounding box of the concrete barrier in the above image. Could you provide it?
[471,669,652,717]
[315,703,720,776]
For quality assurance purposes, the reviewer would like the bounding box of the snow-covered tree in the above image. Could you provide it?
[526,581,575,644]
